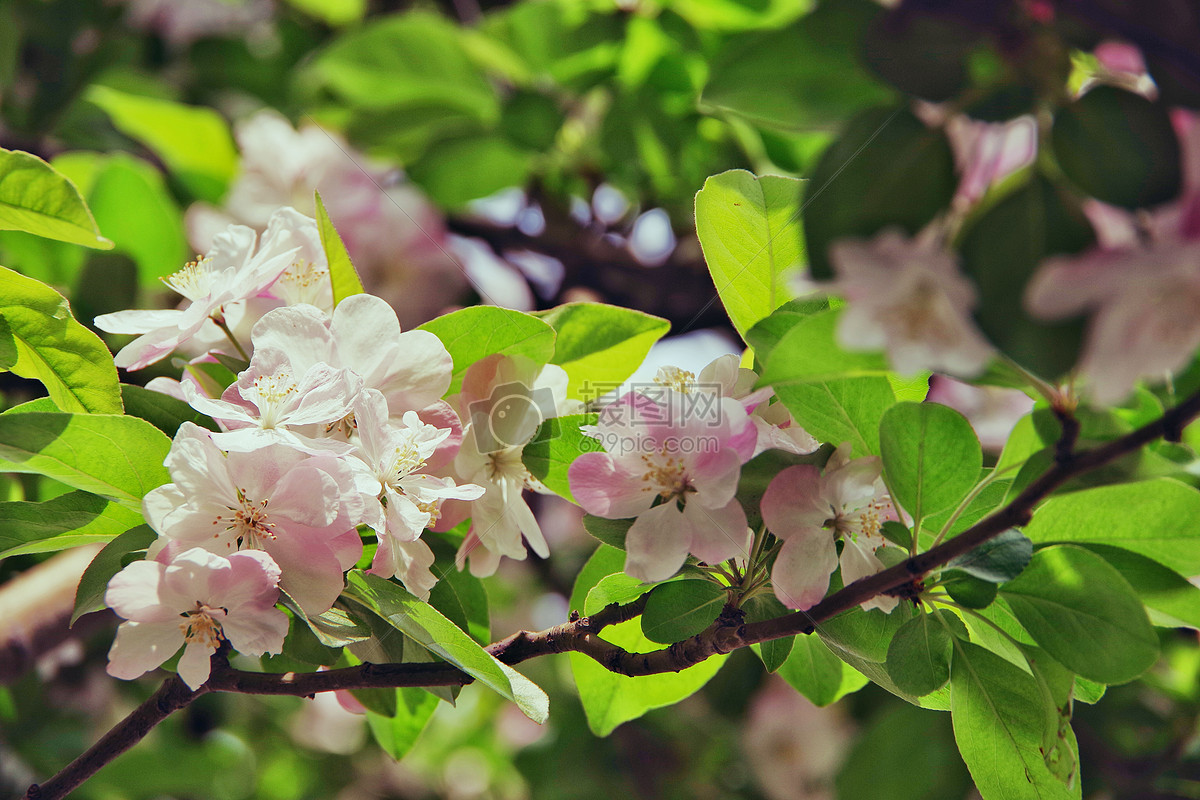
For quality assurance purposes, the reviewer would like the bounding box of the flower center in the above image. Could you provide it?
[213,490,276,549]
[654,366,696,394]
[828,498,891,544]
[276,258,331,306]
[640,446,692,501]
[388,441,427,486]
[248,368,299,428]
[161,257,216,301]
[486,447,529,484]
[179,602,226,648]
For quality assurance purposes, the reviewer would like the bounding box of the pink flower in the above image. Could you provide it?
[761,447,899,613]
[569,390,757,583]
[94,208,313,370]
[348,390,484,597]
[829,228,994,377]
[947,114,1037,207]
[1025,239,1200,404]
[249,296,453,418]
[105,547,287,689]
[182,346,364,454]
[447,355,576,577]
[658,355,819,457]
[143,423,365,615]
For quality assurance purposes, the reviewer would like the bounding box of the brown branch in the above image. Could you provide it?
[25,387,1200,797]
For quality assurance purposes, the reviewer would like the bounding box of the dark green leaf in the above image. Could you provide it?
[946,529,1033,583]
[744,594,794,672]
[640,580,727,644]
[1052,86,1181,209]
[943,573,998,608]
[366,687,440,760]
[958,174,1091,379]
[886,611,956,696]
[803,107,956,279]
[71,524,156,624]
[1079,543,1200,630]
[581,515,632,550]
[120,384,219,437]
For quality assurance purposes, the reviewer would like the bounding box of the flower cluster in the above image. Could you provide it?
[98,208,572,688]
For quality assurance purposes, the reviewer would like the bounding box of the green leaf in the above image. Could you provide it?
[306,11,498,116]
[0,148,112,249]
[291,601,372,650]
[640,580,727,644]
[53,152,189,289]
[283,0,365,26]
[0,412,170,509]
[774,377,896,457]
[757,308,892,385]
[885,611,955,696]
[1080,543,1200,629]
[950,641,1079,800]
[944,573,999,609]
[778,632,869,706]
[0,265,123,413]
[366,688,439,760]
[0,491,144,559]
[85,86,238,203]
[522,413,599,504]
[120,384,218,437]
[581,515,632,550]
[945,529,1033,584]
[694,169,804,341]
[417,305,556,395]
[71,524,156,624]
[343,570,548,723]
[835,703,973,800]
[744,594,794,672]
[315,191,364,307]
[700,0,891,131]
[1022,478,1200,574]
[536,303,669,401]
[1000,545,1158,684]
[802,107,956,279]
[410,134,533,210]
[958,174,1091,380]
[568,545,725,736]
[1052,85,1181,209]
[879,402,983,519]
[427,538,491,645]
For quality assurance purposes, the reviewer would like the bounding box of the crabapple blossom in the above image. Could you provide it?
[946,114,1037,207]
[1024,238,1200,404]
[828,228,994,377]
[94,208,317,370]
[143,423,366,614]
[105,547,288,690]
[569,389,757,583]
[181,346,363,454]
[657,355,819,457]
[761,447,899,613]
[247,296,453,419]
[348,390,484,596]
[446,355,574,577]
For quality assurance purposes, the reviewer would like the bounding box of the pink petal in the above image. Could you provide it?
[105,560,178,623]
[106,620,181,681]
[771,533,838,610]
[683,498,751,566]
[624,502,692,583]
[760,465,827,540]
[177,640,215,689]
[569,452,653,519]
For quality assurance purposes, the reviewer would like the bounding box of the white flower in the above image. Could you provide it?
[829,228,994,377]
